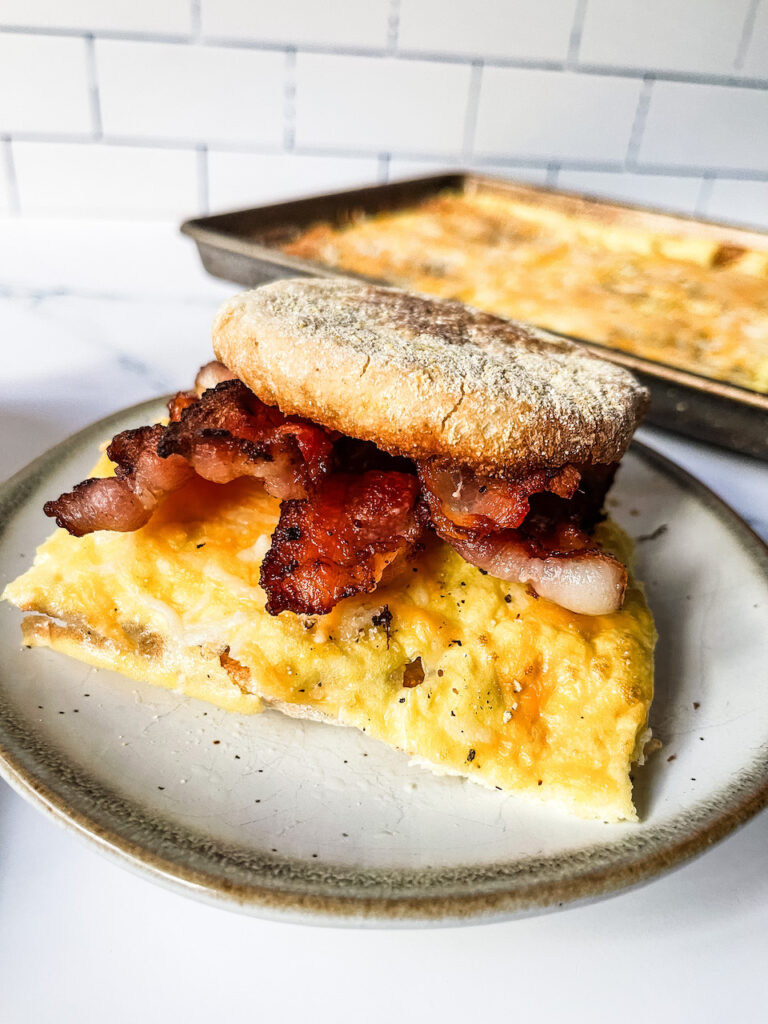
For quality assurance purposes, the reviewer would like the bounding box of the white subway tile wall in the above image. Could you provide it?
[200,0,391,49]
[96,40,285,145]
[0,0,192,36]
[397,0,579,62]
[12,142,199,217]
[0,33,92,135]
[207,152,381,209]
[294,54,472,153]
[705,178,768,228]
[0,0,766,227]
[741,1,768,80]
[639,81,768,171]
[578,0,751,76]
[554,169,703,213]
[470,164,550,185]
[474,68,643,162]
[387,160,550,184]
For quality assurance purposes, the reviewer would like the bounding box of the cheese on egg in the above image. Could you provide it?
[4,455,656,821]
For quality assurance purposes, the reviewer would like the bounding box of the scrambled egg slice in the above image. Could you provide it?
[4,456,656,822]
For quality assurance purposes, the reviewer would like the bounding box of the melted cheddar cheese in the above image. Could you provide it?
[5,455,655,821]
[284,191,768,393]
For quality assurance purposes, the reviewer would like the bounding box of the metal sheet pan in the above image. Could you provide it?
[181,173,768,461]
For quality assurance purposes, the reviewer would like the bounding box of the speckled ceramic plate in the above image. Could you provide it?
[1,399,768,927]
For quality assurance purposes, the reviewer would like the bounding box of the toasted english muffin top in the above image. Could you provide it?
[213,278,648,475]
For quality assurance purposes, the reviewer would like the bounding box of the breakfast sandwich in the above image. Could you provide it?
[4,279,656,821]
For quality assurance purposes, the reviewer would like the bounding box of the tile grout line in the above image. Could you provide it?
[5,129,768,181]
[387,0,401,53]
[546,162,560,187]
[566,0,589,66]
[1,25,768,88]
[84,34,103,139]
[190,0,202,42]
[1,136,20,215]
[283,48,297,151]
[625,75,654,168]
[734,0,761,72]
[462,61,484,157]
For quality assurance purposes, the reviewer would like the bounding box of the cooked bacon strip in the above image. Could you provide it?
[45,381,336,536]
[260,471,425,615]
[195,360,235,395]
[167,391,199,421]
[448,524,627,616]
[45,362,627,615]
[418,461,581,537]
[157,380,335,499]
[44,425,194,536]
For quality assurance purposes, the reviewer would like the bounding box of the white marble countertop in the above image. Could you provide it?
[2,222,768,1023]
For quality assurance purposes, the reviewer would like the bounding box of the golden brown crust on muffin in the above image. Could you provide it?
[212,278,649,476]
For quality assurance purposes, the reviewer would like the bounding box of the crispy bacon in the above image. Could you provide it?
[449,522,627,616]
[166,362,236,420]
[418,461,581,537]
[260,471,425,615]
[157,380,335,500]
[426,464,626,614]
[44,362,626,616]
[45,380,336,536]
[167,391,199,421]
[43,425,194,536]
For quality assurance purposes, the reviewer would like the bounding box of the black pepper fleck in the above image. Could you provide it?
[372,605,393,647]
[467,748,476,762]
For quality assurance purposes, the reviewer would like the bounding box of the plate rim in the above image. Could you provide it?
[1,397,768,927]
